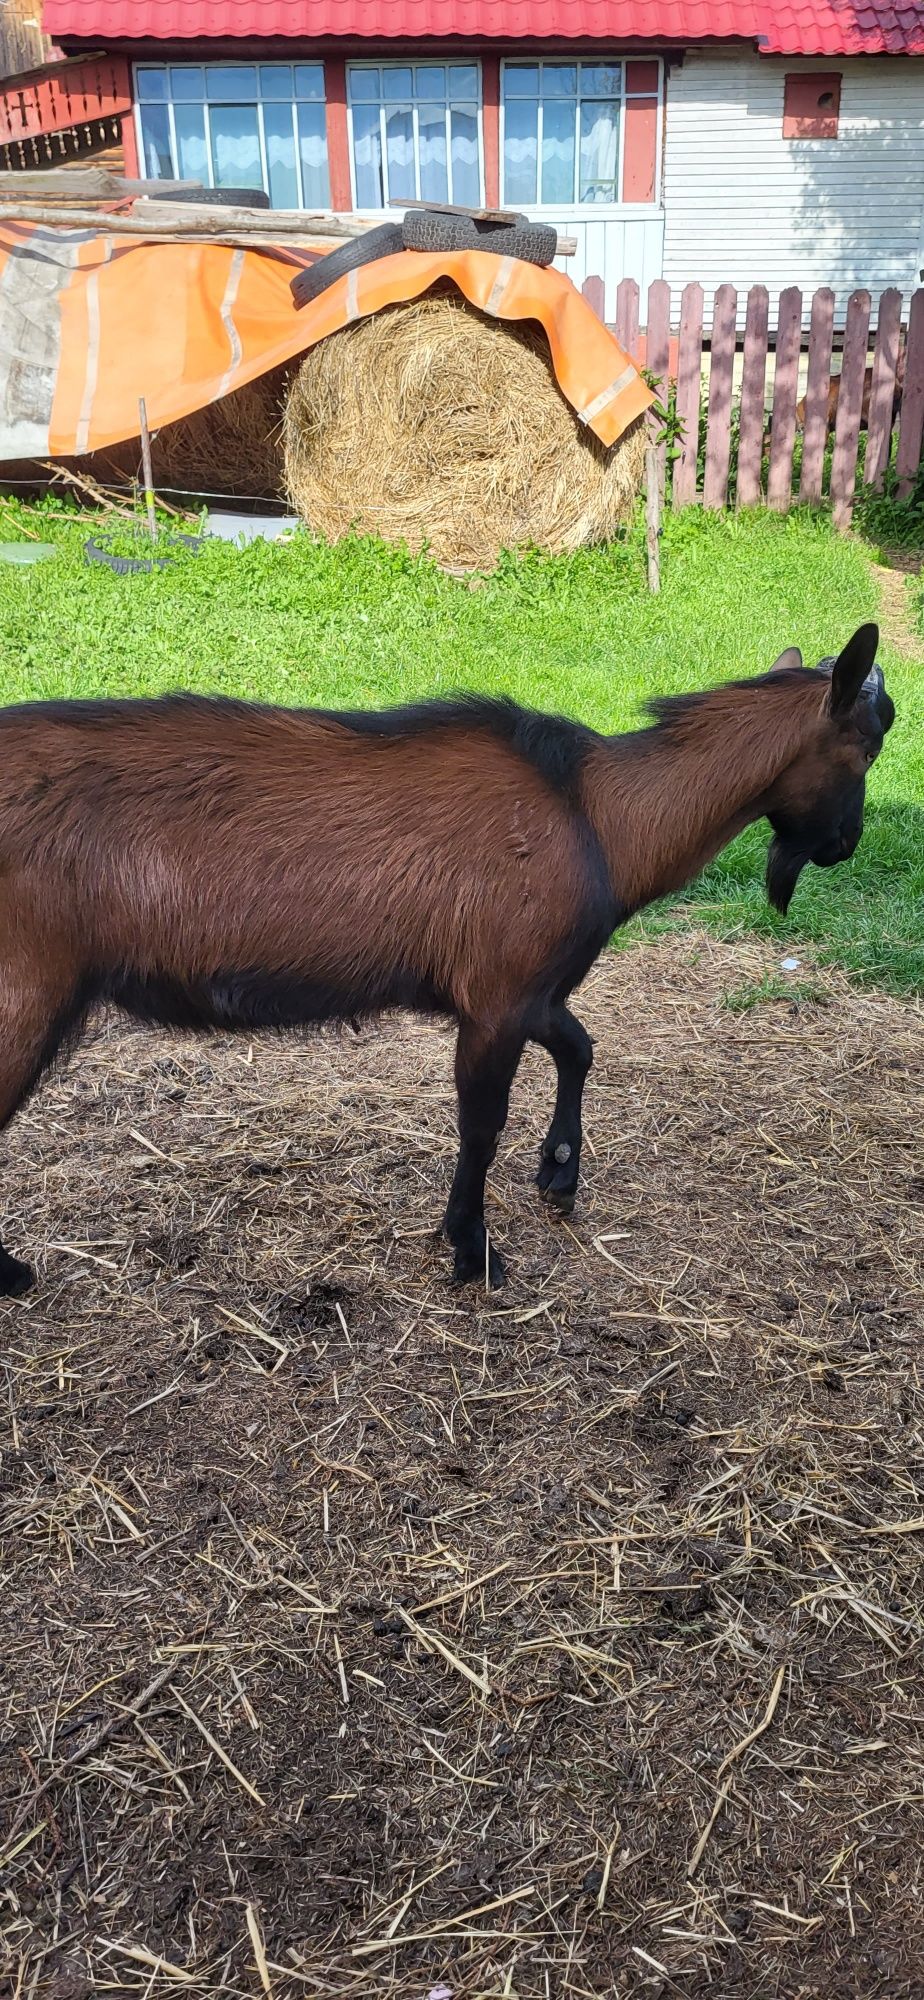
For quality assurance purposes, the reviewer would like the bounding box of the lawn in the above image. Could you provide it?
[1,499,921,991]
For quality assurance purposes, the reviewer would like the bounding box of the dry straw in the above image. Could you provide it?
[3,934,924,1995]
[68,364,293,502]
[283,286,646,569]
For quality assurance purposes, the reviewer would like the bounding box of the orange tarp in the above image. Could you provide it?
[0,223,652,462]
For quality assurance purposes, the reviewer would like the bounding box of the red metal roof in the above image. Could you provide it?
[41,0,924,53]
[760,1,924,53]
[42,0,761,39]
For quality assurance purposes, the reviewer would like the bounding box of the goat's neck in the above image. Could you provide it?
[582,688,818,914]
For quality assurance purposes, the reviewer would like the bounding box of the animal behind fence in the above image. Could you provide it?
[0,625,892,1296]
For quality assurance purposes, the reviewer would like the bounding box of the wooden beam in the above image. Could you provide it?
[0,168,202,197]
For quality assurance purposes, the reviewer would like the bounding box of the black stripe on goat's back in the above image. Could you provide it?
[324,694,596,800]
[0,689,597,803]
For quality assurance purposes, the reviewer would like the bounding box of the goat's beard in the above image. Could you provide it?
[766,836,808,915]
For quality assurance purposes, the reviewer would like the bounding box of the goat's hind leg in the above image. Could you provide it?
[531,1002,592,1214]
[0,957,87,1297]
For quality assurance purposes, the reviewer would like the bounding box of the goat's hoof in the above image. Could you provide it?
[0,1252,34,1298]
[542,1184,576,1216]
[451,1238,506,1290]
[536,1154,578,1212]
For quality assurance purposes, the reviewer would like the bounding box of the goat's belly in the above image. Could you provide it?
[102,965,451,1032]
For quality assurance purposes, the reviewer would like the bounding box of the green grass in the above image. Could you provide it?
[720,973,829,1013]
[1,499,921,992]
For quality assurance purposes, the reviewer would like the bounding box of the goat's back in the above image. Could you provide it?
[0,694,607,1025]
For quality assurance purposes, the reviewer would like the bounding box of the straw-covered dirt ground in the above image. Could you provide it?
[2,934,923,2000]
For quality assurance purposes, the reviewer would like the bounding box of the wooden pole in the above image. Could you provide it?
[138,398,156,542]
[645,442,661,594]
[0,199,575,253]
[0,201,371,239]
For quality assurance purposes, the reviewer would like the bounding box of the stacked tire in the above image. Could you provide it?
[291,207,557,310]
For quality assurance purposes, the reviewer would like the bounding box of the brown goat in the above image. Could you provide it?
[793,345,905,437]
[764,347,905,455]
[0,625,892,1296]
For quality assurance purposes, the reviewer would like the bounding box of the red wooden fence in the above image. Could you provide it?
[582,275,924,521]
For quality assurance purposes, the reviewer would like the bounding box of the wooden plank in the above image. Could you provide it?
[390,197,522,221]
[702,283,737,510]
[896,289,924,497]
[736,284,769,508]
[0,168,202,196]
[615,277,639,357]
[645,277,671,499]
[864,288,902,491]
[830,288,871,529]
[798,287,835,505]
[581,274,606,323]
[767,286,802,511]
[672,281,703,509]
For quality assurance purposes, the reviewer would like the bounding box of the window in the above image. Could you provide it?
[501,60,655,206]
[135,63,330,208]
[347,63,482,209]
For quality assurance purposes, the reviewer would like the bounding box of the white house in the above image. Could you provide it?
[33,0,924,323]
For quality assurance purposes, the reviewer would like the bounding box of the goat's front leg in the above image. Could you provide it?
[530,1002,593,1214]
[444,1017,524,1289]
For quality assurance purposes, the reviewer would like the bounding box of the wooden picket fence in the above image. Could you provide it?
[581,275,924,526]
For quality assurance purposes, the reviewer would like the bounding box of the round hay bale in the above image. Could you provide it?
[283,288,646,570]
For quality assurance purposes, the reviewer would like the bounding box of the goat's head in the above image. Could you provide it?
[764,623,893,915]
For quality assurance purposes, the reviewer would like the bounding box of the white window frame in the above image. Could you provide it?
[499,55,664,212]
[346,60,484,211]
[133,61,331,210]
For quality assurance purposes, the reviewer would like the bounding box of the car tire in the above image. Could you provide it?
[148,185,271,209]
[401,208,557,266]
[84,533,204,575]
[290,222,406,310]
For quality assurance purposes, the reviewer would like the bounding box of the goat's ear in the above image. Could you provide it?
[768,645,803,674]
[828,623,880,716]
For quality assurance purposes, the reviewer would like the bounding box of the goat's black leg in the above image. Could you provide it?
[445,1018,524,1289]
[530,1002,593,1214]
[0,956,85,1298]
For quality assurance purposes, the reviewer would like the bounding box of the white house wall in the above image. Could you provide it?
[662,49,924,321]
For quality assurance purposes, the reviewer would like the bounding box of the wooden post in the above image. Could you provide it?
[645,278,671,501]
[703,284,737,509]
[645,443,661,593]
[767,286,802,511]
[138,398,156,542]
[736,285,769,508]
[581,274,606,322]
[672,281,703,509]
[615,277,640,358]
[830,288,871,530]
[896,289,924,498]
[864,288,903,492]
[798,287,835,505]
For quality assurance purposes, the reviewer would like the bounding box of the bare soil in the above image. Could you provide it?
[2,935,923,2000]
